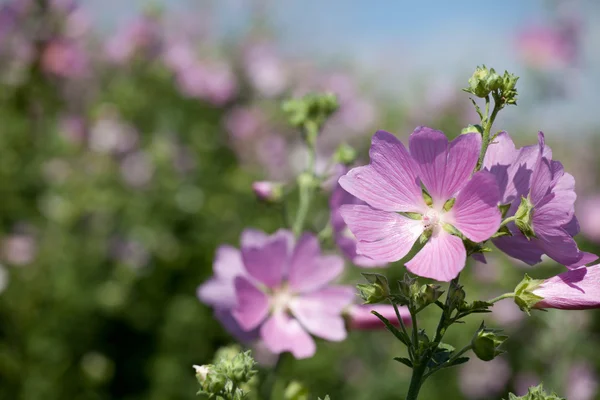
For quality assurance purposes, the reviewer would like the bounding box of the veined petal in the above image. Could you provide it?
[260,312,316,359]
[537,226,598,268]
[232,276,270,331]
[241,229,291,288]
[340,204,423,262]
[493,227,545,266]
[409,127,480,205]
[447,171,501,242]
[213,245,245,279]
[289,286,354,342]
[533,265,600,310]
[405,230,466,281]
[339,131,426,213]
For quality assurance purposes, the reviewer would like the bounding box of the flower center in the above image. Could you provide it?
[422,209,442,231]
[271,285,294,313]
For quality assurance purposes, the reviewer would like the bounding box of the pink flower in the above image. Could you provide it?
[330,168,387,268]
[577,195,600,243]
[532,265,600,310]
[347,305,411,330]
[516,25,576,70]
[41,39,88,79]
[252,181,281,202]
[339,128,501,281]
[485,132,596,268]
[198,229,354,359]
[1,234,37,266]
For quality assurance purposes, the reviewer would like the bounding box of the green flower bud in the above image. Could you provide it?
[357,273,390,304]
[467,65,492,97]
[514,196,536,239]
[282,92,339,142]
[334,143,357,165]
[421,284,444,304]
[203,369,227,393]
[471,323,508,361]
[506,383,565,400]
[513,274,544,314]
[486,68,503,91]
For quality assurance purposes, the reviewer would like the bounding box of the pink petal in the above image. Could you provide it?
[214,309,259,343]
[493,228,545,266]
[339,131,426,213]
[240,229,270,248]
[536,226,598,268]
[197,278,236,309]
[447,170,501,242]
[533,265,600,309]
[213,245,245,279]
[482,131,517,170]
[409,127,480,205]
[241,229,291,288]
[289,287,353,342]
[406,230,466,281]
[232,276,270,331]
[340,204,423,262]
[260,312,316,359]
[348,304,412,330]
[287,234,345,293]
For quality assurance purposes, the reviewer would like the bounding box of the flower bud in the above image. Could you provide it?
[513,274,544,314]
[471,323,508,361]
[420,284,444,305]
[506,383,565,400]
[202,369,227,393]
[486,68,503,91]
[467,65,492,97]
[252,181,283,202]
[334,143,357,165]
[357,273,390,304]
[193,364,210,385]
[514,196,536,239]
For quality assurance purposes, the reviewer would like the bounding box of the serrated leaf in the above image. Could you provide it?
[394,357,413,368]
[370,310,411,346]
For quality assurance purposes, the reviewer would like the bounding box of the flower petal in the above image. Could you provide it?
[260,312,316,359]
[339,131,425,213]
[405,230,466,281]
[197,277,236,309]
[213,245,245,279]
[241,229,291,288]
[232,276,270,331]
[289,287,354,342]
[214,309,260,343]
[447,170,501,242]
[287,234,345,293]
[340,204,423,262]
[533,266,600,310]
[493,227,545,266]
[409,127,480,205]
[537,226,598,268]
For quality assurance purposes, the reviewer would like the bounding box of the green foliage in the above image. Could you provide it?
[505,384,565,400]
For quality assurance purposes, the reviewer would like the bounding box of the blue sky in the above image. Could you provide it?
[80,0,600,133]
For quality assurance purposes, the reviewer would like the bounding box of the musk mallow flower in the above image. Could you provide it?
[529,265,600,310]
[198,229,354,359]
[485,132,596,268]
[339,128,501,281]
[330,167,387,268]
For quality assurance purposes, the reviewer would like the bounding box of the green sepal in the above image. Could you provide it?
[492,224,512,238]
[513,274,545,314]
[514,196,536,239]
[371,310,411,347]
[471,322,508,362]
[357,273,390,304]
[394,357,413,369]
[498,203,512,218]
[443,197,456,212]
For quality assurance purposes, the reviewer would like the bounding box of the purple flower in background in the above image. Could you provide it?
[175,60,237,105]
[1,234,37,266]
[567,362,598,400]
[105,16,161,64]
[330,168,387,268]
[516,25,577,70]
[198,229,354,359]
[224,107,264,140]
[577,195,600,243]
[339,128,501,281]
[41,38,88,79]
[485,132,596,268]
[243,41,288,98]
[531,265,600,310]
[347,305,411,330]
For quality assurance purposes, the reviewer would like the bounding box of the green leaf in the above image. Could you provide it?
[394,357,413,368]
[448,357,470,367]
[370,310,411,347]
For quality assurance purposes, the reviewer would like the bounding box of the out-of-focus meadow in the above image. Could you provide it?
[1,1,600,399]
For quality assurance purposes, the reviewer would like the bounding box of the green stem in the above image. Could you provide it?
[392,301,414,361]
[499,215,517,228]
[406,362,428,400]
[487,292,515,304]
[423,344,473,380]
[476,97,502,171]
[292,132,317,237]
